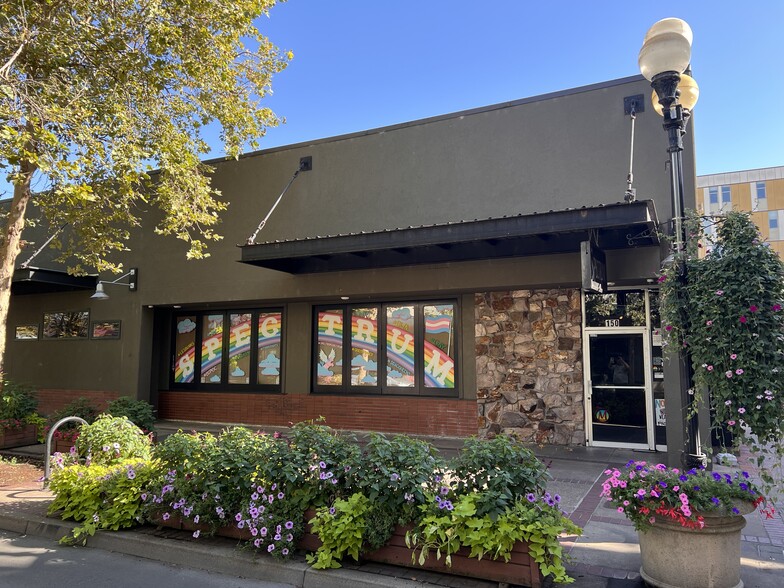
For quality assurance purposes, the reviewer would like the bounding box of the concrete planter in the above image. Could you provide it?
[639,502,755,588]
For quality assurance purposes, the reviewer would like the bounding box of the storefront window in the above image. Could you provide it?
[584,291,646,327]
[171,309,283,391]
[257,312,282,385]
[313,301,458,396]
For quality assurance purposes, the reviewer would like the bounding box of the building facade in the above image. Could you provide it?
[697,166,784,257]
[7,75,699,464]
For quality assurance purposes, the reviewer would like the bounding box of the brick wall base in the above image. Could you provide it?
[158,392,478,437]
[34,389,121,417]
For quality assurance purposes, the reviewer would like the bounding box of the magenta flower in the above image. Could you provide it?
[773,304,782,312]
[739,316,748,324]
[749,305,758,313]
[730,354,737,360]
[665,325,673,332]
[657,275,667,283]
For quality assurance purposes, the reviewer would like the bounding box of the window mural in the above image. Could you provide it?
[317,309,343,385]
[174,316,196,383]
[351,307,378,386]
[423,304,455,389]
[257,312,282,385]
[171,309,283,390]
[201,314,224,384]
[228,313,252,384]
[313,301,458,396]
[386,305,415,388]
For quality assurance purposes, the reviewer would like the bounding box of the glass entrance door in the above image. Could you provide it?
[586,332,652,447]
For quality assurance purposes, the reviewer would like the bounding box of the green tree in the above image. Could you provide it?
[0,0,291,375]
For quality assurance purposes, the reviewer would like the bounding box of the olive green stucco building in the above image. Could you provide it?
[7,75,701,465]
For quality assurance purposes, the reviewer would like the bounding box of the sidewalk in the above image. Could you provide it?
[2,442,783,587]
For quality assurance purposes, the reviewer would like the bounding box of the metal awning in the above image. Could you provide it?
[11,266,98,295]
[239,200,660,274]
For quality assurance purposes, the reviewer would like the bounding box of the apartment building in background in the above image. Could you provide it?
[696,166,784,257]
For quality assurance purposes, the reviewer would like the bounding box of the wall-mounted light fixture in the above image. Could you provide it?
[91,268,138,300]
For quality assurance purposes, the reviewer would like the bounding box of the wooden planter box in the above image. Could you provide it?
[301,509,543,588]
[53,438,77,454]
[154,509,543,587]
[0,424,38,449]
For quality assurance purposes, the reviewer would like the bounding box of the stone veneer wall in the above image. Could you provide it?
[475,289,585,445]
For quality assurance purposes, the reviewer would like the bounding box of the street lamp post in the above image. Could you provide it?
[638,18,706,468]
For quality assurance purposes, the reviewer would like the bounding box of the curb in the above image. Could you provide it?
[0,511,476,588]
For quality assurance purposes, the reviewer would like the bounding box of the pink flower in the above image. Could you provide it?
[730,354,737,360]
[773,304,782,312]
[738,407,746,414]
[617,507,625,513]
[665,325,673,332]
[749,305,758,313]
[716,290,724,296]
[740,316,748,324]
[735,368,744,375]
[706,365,714,372]
[673,486,680,492]
[728,420,736,426]
[657,275,667,283]
[706,320,713,326]
[725,371,733,378]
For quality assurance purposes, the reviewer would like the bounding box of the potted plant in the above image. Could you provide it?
[0,381,40,448]
[601,460,765,588]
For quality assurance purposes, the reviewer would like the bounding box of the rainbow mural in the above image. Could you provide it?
[316,311,455,388]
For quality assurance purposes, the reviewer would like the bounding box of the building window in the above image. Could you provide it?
[708,187,718,206]
[43,311,90,339]
[753,182,768,211]
[770,211,780,241]
[314,301,457,396]
[171,309,283,391]
[720,186,732,208]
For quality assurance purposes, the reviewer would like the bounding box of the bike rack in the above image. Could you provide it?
[44,416,88,485]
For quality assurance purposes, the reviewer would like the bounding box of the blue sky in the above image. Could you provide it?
[240,0,782,176]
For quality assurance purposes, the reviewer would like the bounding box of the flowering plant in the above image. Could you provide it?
[659,212,784,491]
[601,460,765,531]
[0,418,25,431]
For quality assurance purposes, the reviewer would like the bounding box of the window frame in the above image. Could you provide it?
[312,300,459,397]
[169,307,284,393]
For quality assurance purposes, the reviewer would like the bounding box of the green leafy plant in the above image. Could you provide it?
[347,432,444,548]
[405,492,581,584]
[451,434,551,519]
[659,211,784,493]
[0,381,38,421]
[105,397,156,432]
[46,397,100,438]
[307,493,370,569]
[600,460,766,531]
[48,458,156,544]
[74,415,152,466]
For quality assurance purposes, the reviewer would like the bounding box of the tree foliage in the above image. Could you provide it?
[0,0,290,374]
[1,0,289,265]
